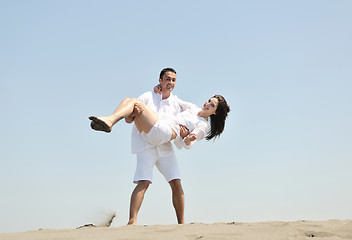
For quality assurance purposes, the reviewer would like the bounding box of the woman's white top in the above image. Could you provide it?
[172,98,209,149]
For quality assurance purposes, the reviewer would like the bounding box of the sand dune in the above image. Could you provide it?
[1,220,351,240]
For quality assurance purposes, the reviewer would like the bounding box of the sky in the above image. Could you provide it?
[1,0,351,233]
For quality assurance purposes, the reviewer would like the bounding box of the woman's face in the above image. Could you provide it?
[202,97,218,116]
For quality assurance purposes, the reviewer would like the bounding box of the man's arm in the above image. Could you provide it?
[125,116,135,123]
[125,91,151,124]
[125,95,149,123]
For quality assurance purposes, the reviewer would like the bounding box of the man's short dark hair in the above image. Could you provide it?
[159,68,176,79]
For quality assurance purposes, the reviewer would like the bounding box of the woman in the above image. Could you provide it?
[89,95,230,148]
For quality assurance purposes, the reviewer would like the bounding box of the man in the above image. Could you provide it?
[126,68,185,225]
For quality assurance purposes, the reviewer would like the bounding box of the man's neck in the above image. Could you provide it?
[161,91,171,100]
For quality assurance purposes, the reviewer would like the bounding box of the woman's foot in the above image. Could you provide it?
[89,116,113,133]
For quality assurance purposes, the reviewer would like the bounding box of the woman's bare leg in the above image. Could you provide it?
[134,114,177,141]
[90,98,177,141]
[132,103,159,134]
[90,98,161,134]
[91,98,137,127]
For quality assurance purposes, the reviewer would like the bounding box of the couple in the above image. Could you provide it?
[89,68,230,225]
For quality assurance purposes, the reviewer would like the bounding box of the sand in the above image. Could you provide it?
[0,220,351,240]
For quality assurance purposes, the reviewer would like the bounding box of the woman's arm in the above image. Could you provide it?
[174,122,207,149]
[175,97,200,113]
[184,133,197,145]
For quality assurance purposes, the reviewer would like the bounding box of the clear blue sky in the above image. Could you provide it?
[1,0,351,233]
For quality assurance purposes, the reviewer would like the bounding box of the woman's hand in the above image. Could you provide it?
[153,84,162,94]
[179,125,190,138]
[184,133,197,146]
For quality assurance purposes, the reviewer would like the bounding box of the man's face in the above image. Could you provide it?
[159,71,176,92]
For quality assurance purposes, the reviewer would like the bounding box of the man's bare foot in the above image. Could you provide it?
[127,219,137,225]
[89,116,113,133]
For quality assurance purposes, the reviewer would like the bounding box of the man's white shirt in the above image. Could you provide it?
[131,91,182,157]
[131,91,209,155]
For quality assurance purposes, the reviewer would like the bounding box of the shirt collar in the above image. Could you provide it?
[160,93,174,102]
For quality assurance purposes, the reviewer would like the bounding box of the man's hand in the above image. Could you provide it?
[133,102,145,116]
[184,133,197,146]
[153,84,162,94]
[125,102,145,123]
[179,125,190,138]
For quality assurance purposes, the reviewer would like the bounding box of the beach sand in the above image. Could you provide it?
[0,220,351,240]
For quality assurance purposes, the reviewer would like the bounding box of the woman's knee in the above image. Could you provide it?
[121,97,131,103]
[122,97,139,103]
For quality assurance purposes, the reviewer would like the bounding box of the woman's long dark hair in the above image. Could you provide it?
[206,95,230,140]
